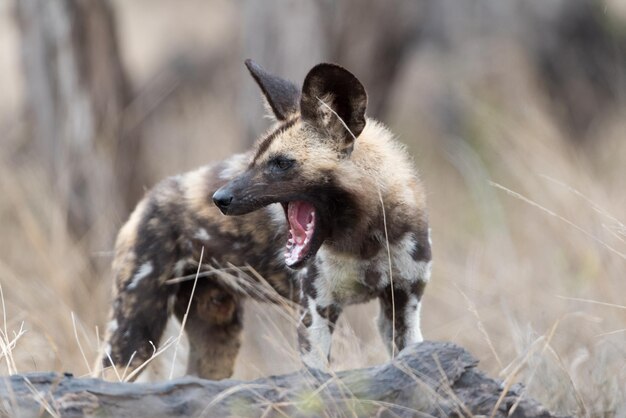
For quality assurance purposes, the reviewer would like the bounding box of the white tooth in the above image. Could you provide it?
[288,238,294,244]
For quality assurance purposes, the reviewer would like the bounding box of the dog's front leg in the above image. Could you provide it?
[297,293,342,371]
[378,279,428,356]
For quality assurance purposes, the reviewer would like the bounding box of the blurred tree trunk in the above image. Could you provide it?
[240,0,422,145]
[241,0,328,144]
[15,0,143,256]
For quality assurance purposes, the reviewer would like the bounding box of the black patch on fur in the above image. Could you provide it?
[360,235,382,259]
[381,286,409,318]
[300,63,367,148]
[308,171,364,250]
[410,229,432,262]
[379,286,410,350]
[132,179,185,278]
[302,263,319,299]
[316,304,341,331]
[245,59,300,121]
[364,267,382,289]
[411,280,427,301]
[251,119,297,166]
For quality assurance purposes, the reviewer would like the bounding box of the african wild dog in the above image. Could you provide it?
[101,60,432,379]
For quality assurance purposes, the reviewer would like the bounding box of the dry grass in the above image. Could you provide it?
[0,2,625,417]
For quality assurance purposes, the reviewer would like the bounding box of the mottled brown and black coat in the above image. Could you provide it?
[101,61,432,379]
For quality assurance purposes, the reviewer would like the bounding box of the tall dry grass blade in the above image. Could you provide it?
[70,312,92,375]
[165,265,252,285]
[490,181,626,261]
[377,187,396,358]
[91,325,103,379]
[539,175,625,227]
[595,328,626,338]
[431,353,474,418]
[317,95,398,358]
[123,336,177,382]
[0,284,26,376]
[0,283,14,375]
[456,285,502,369]
[556,295,626,310]
[121,351,137,381]
[23,376,61,418]
[103,350,122,382]
[392,360,455,417]
[169,246,204,379]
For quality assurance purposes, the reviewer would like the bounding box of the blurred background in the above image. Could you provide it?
[1,0,625,415]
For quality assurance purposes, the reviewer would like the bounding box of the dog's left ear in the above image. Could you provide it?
[245,59,300,121]
[300,63,367,154]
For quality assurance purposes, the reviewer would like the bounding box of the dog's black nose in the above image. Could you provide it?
[212,189,233,212]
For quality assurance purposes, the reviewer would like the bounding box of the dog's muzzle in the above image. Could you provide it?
[212,187,234,214]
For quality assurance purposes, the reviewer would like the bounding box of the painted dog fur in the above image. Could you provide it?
[102,60,432,379]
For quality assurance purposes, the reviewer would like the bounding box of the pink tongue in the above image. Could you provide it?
[287,201,315,244]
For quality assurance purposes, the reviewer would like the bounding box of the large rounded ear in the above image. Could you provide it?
[300,63,367,154]
[245,59,300,121]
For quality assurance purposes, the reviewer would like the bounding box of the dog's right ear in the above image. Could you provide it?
[245,59,300,121]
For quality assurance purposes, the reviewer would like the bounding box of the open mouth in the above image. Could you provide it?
[283,201,317,268]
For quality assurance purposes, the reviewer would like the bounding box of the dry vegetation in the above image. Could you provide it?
[0,1,625,417]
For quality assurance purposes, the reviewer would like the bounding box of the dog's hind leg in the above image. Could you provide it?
[101,258,176,380]
[174,280,243,380]
[99,196,183,380]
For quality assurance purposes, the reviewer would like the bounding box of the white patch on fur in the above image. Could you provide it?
[389,233,432,283]
[104,343,112,357]
[194,228,210,241]
[174,259,187,277]
[300,298,332,370]
[297,267,309,280]
[315,248,364,306]
[107,319,118,334]
[417,261,432,283]
[127,262,153,290]
[404,296,423,345]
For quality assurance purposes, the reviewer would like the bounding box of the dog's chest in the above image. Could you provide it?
[312,247,388,306]
[309,232,430,306]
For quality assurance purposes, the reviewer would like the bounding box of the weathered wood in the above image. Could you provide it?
[0,342,561,418]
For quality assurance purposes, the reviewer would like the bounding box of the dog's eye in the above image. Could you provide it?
[270,156,295,172]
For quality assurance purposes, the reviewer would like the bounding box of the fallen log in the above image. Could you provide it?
[0,341,562,418]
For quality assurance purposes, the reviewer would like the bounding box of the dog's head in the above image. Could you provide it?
[213,60,368,268]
